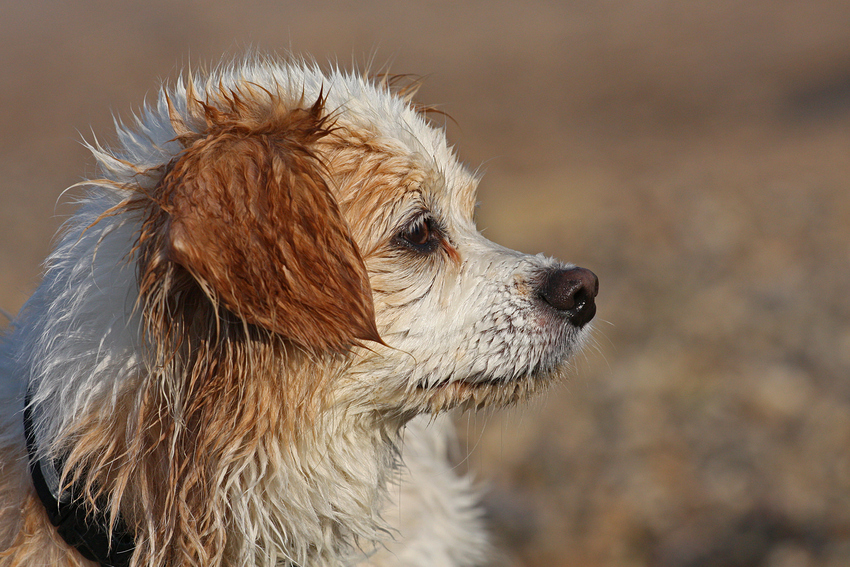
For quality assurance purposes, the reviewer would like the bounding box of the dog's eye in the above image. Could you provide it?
[396,216,440,253]
[406,220,431,246]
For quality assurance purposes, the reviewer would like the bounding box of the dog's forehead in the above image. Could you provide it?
[295,68,480,233]
[329,84,473,192]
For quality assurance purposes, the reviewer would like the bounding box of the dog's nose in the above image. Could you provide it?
[538,267,599,327]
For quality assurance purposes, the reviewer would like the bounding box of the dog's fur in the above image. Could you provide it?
[0,58,596,567]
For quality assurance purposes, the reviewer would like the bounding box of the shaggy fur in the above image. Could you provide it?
[0,57,597,567]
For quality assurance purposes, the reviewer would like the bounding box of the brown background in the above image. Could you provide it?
[2,2,850,566]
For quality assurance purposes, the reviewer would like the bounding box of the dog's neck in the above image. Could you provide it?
[30,378,408,567]
[221,406,405,566]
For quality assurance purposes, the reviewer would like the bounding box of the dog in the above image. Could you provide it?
[0,57,598,567]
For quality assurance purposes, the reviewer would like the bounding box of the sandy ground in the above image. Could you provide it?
[3,1,850,566]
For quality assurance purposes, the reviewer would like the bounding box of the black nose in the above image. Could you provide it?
[537,267,599,327]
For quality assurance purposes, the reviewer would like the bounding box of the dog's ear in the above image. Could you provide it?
[155,109,381,352]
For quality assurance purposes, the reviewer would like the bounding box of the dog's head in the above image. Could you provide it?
[25,60,598,566]
[124,65,597,419]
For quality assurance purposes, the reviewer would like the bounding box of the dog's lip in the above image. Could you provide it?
[415,378,500,391]
[410,370,548,411]
[414,354,561,391]
[414,369,529,391]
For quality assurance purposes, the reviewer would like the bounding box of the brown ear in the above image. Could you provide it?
[156,117,381,352]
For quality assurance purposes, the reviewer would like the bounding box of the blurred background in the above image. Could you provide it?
[2,1,850,566]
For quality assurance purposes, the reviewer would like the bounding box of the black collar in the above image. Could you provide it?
[23,390,135,567]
